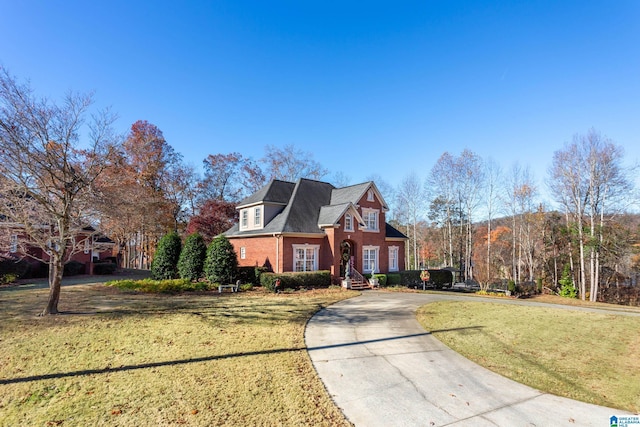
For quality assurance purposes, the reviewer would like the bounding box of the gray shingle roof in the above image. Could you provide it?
[236,179,295,208]
[225,178,405,239]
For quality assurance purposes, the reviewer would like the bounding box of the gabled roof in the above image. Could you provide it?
[330,181,389,210]
[318,203,365,228]
[225,178,404,239]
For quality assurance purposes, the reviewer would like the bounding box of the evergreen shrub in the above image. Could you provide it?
[204,235,238,284]
[151,232,182,280]
[177,233,206,281]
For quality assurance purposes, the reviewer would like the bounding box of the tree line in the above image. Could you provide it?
[393,137,639,303]
[2,67,639,314]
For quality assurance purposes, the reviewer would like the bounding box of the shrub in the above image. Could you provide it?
[1,273,18,285]
[94,262,117,275]
[0,257,47,279]
[400,270,422,287]
[64,260,86,276]
[177,233,207,281]
[428,269,454,288]
[151,232,182,280]
[366,273,387,287]
[204,235,238,285]
[387,273,402,286]
[507,280,517,294]
[260,271,331,291]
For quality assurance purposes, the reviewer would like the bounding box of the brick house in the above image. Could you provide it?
[2,224,115,275]
[224,178,407,286]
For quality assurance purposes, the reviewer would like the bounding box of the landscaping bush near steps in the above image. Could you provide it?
[261,271,331,291]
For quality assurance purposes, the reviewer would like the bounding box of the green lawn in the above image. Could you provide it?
[0,284,357,426]
[417,300,640,413]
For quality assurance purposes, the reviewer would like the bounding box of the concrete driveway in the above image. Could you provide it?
[305,291,632,426]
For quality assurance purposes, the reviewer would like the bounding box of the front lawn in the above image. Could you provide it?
[417,301,640,413]
[0,285,357,426]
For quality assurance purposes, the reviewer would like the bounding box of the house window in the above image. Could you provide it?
[363,246,379,274]
[344,213,353,231]
[240,247,246,259]
[10,234,18,253]
[292,244,319,272]
[254,207,261,226]
[241,210,248,228]
[389,246,399,272]
[362,209,379,231]
[84,238,91,254]
[367,189,374,201]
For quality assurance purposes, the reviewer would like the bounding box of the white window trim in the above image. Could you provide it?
[344,213,354,232]
[363,245,379,274]
[84,238,91,254]
[241,210,248,229]
[362,208,379,232]
[292,244,320,272]
[367,189,374,201]
[389,246,399,272]
[240,247,246,259]
[10,234,18,253]
[254,207,261,227]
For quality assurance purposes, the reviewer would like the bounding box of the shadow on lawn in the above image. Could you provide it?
[0,326,480,385]
[471,328,619,410]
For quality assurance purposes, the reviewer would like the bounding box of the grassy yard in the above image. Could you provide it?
[416,300,640,413]
[0,284,358,426]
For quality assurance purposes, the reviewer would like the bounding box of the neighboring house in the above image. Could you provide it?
[224,178,407,284]
[2,224,115,274]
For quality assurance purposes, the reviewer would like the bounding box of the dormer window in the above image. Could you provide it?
[241,210,248,229]
[254,207,261,226]
[344,213,354,231]
[367,189,374,201]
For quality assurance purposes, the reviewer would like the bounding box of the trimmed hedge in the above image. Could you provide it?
[64,260,86,276]
[0,258,47,279]
[94,262,117,275]
[260,271,331,291]
[401,269,453,288]
[400,270,422,287]
[387,273,402,286]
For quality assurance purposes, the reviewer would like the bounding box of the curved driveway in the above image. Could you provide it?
[305,292,632,426]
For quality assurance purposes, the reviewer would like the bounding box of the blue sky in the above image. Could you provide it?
[2,1,639,202]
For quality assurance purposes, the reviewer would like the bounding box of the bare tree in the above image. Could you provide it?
[396,173,426,269]
[549,129,633,301]
[0,67,119,315]
[482,158,502,288]
[262,144,328,182]
[456,149,484,280]
[427,152,457,267]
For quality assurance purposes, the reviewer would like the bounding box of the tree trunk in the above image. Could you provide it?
[40,255,64,315]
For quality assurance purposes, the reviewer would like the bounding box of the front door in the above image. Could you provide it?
[339,240,354,278]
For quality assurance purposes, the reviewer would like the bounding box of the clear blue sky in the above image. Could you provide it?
[2,1,639,200]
